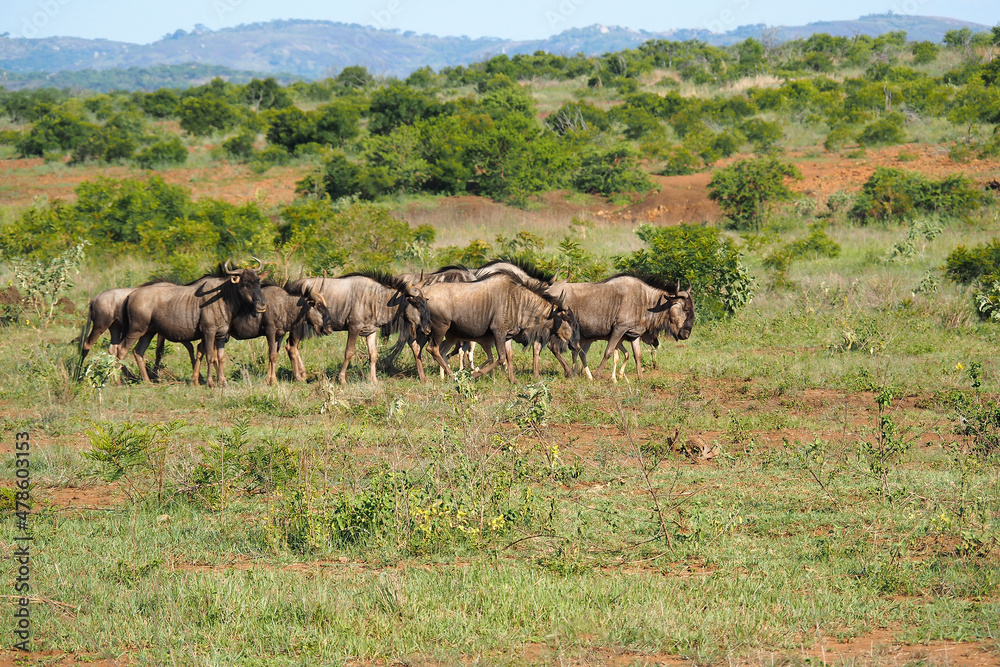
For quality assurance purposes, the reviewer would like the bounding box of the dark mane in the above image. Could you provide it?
[605,272,681,294]
[483,256,555,284]
[139,277,175,287]
[433,264,470,273]
[341,269,409,292]
[476,271,559,304]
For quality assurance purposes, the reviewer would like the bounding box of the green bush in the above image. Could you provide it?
[573,143,658,198]
[178,97,237,136]
[850,168,985,223]
[911,41,940,65]
[220,131,257,162]
[763,223,841,285]
[856,112,907,146]
[708,157,802,230]
[134,137,188,169]
[740,118,784,153]
[279,199,422,274]
[944,239,1000,285]
[16,107,95,157]
[614,223,754,319]
[659,146,701,176]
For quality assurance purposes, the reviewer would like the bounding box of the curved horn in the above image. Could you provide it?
[676,279,681,293]
[251,256,263,272]
[224,258,239,275]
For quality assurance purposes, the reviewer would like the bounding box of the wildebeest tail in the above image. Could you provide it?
[78,302,94,361]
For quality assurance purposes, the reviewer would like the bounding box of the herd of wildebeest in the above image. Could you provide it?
[78,258,696,386]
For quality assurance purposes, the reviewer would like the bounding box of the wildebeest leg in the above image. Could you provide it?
[438,336,461,378]
[213,339,228,388]
[130,333,156,383]
[106,321,121,358]
[631,337,644,380]
[339,329,360,384]
[532,341,542,378]
[594,327,629,379]
[267,333,281,385]
[285,339,305,381]
[576,341,595,381]
[501,334,516,382]
[410,339,427,382]
[201,331,219,388]
[550,344,574,378]
[152,335,166,377]
[426,333,455,379]
[470,339,504,378]
[365,332,380,384]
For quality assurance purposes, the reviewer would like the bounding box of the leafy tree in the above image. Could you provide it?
[178,97,237,136]
[264,106,315,152]
[573,144,658,198]
[75,175,189,246]
[280,199,420,273]
[334,65,373,90]
[368,82,441,136]
[242,77,292,112]
[220,131,257,162]
[911,41,940,65]
[614,223,754,319]
[134,137,188,169]
[707,157,802,229]
[313,101,361,147]
[138,89,180,118]
[16,106,95,156]
[740,117,784,153]
[354,124,429,197]
[850,168,985,223]
[466,115,574,205]
[856,112,907,146]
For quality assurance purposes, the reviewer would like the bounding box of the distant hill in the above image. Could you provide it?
[0,14,991,89]
[0,63,296,92]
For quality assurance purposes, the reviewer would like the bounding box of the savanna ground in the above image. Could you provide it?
[2,59,1000,666]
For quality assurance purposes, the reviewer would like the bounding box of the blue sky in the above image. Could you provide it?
[3,0,997,43]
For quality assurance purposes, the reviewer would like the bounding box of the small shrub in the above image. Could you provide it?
[857,112,907,147]
[851,168,985,223]
[740,117,783,153]
[573,143,658,198]
[763,223,841,286]
[708,157,803,230]
[134,137,187,169]
[659,146,701,176]
[220,131,257,162]
[11,241,88,325]
[614,223,753,319]
[944,239,1000,285]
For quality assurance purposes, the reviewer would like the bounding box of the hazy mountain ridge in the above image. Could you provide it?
[0,14,991,88]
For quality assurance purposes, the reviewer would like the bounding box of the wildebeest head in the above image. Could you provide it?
[548,296,581,353]
[403,286,432,336]
[224,258,267,313]
[303,288,335,336]
[665,286,695,341]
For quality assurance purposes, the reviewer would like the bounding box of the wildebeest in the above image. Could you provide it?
[546,274,694,381]
[116,260,267,387]
[193,284,335,385]
[80,287,137,361]
[411,272,579,382]
[284,271,431,384]
[79,286,194,379]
